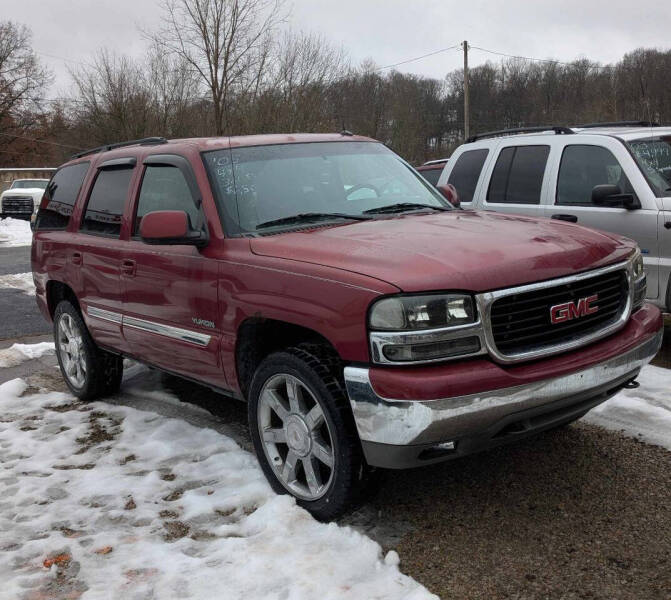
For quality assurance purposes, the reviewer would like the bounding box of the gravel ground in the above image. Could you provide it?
[2,322,670,599]
[370,423,671,600]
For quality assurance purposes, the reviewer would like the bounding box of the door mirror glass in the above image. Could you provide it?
[591,184,640,209]
[139,210,207,246]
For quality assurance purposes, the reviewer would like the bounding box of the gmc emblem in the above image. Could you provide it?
[550,294,599,324]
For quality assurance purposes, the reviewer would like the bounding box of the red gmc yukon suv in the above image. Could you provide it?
[31,133,663,519]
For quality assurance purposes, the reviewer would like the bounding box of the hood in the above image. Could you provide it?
[250,211,635,293]
[1,188,44,196]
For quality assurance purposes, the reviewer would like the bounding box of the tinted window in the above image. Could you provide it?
[419,168,441,186]
[80,167,133,236]
[557,145,634,206]
[447,149,488,203]
[36,163,89,230]
[487,145,549,205]
[134,165,200,234]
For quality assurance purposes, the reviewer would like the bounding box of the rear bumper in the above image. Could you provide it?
[344,306,663,469]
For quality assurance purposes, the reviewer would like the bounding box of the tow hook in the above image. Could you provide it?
[623,379,640,390]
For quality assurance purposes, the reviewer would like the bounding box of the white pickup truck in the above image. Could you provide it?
[1,178,49,219]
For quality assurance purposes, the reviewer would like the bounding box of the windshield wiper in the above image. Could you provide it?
[363,202,451,215]
[256,212,373,230]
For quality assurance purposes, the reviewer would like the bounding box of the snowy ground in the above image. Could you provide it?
[0,374,436,600]
[0,272,35,295]
[0,341,54,368]
[0,217,33,247]
[583,364,671,451]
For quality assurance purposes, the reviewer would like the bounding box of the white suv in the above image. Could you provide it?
[0,178,49,219]
[438,122,671,311]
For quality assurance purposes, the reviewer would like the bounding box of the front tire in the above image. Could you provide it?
[248,346,367,520]
[53,300,123,401]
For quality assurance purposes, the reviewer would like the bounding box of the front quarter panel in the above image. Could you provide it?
[216,239,397,389]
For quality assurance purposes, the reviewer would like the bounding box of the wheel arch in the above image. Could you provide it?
[235,317,341,401]
[46,280,81,317]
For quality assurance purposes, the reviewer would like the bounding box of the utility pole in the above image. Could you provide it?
[463,40,470,141]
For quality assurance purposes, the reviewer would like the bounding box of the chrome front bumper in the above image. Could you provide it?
[344,329,663,468]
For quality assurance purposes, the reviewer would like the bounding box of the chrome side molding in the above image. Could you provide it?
[86,307,211,347]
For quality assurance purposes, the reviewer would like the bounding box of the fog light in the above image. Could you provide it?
[381,336,481,362]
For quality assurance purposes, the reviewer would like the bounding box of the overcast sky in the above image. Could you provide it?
[5,0,671,98]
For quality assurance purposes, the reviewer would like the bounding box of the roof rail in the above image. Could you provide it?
[71,136,168,159]
[576,121,660,129]
[466,126,574,143]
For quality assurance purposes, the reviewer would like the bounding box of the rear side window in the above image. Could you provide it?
[447,149,488,203]
[134,165,200,234]
[80,167,134,237]
[419,168,441,187]
[487,145,550,205]
[557,145,634,206]
[36,162,90,230]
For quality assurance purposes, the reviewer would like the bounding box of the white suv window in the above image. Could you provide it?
[556,145,634,207]
[446,149,489,203]
[487,145,549,205]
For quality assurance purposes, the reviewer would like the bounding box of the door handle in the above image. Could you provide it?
[71,251,83,265]
[121,259,136,276]
[551,214,578,223]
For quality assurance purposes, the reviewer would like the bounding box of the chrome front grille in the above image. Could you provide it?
[490,270,627,355]
[476,262,633,364]
[2,195,34,214]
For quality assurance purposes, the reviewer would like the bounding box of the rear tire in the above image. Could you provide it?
[53,300,123,401]
[248,345,368,520]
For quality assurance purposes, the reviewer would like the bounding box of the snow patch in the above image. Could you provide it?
[0,271,35,295]
[0,217,33,246]
[0,342,55,368]
[583,364,671,450]
[0,379,436,599]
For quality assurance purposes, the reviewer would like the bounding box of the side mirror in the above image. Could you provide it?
[139,210,208,247]
[437,183,460,208]
[591,184,640,210]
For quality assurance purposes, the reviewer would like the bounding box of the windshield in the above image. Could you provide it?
[11,179,48,190]
[203,141,449,234]
[627,137,671,196]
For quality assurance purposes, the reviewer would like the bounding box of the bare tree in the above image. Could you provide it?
[70,50,153,143]
[149,0,286,135]
[0,21,51,135]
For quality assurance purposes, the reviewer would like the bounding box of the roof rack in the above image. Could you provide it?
[72,136,168,159]
[466,126,574,143]
[577,120,660,129]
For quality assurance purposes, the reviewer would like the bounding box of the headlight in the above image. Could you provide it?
[630,248,646,311]
[368,294,483,364]
[369,294,475,331]
[631,249,644,280]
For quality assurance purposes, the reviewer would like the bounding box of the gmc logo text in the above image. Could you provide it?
[550,294,599,324]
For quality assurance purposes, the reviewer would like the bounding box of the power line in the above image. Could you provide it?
[376,45,460,72]
[0,147,59,160]
[0,132,83,150]
[469,45,616,70]
[35,50,91,68]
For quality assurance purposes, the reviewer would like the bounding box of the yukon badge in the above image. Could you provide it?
[550,295,599,324]
[192,317,215,329]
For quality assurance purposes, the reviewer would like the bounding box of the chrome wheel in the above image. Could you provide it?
[258,374,335,501]
[57,313,86,388]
